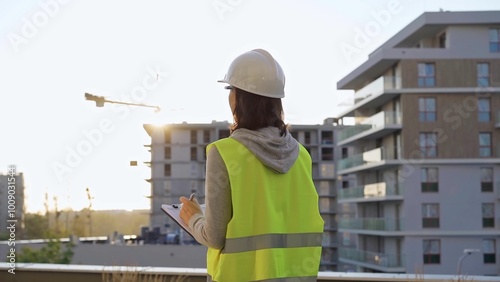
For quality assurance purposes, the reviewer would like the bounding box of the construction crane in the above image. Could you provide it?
[84,93,161,112]
[86,187,94,236]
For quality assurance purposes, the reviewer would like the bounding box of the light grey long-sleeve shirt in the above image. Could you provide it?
[187,127,300,249]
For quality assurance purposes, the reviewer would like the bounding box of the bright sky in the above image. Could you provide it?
[2,0,500,213]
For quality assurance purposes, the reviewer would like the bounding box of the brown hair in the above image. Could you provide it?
[230,88,288,136]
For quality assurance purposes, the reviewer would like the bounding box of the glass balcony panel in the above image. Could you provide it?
[339,217,404,231]
[339,247,405,268]
[338,185,364,199]
[338,182,404,201]
[338,146,400,171]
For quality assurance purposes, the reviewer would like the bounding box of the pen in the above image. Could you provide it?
[172,193,195,208]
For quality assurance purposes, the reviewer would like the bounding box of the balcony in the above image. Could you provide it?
[338,182,404,203]
[354,76,401,104]
[339,247,405,273]
[339,217,404,233]
[337,146,401,175]
[337,111,402,146]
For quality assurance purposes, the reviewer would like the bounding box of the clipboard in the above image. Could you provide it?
[161,204,205,237]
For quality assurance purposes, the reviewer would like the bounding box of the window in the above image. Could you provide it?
[342,147,348,159]
[164,164,171,177]
[438,32,446,48]
[422,204,440,228]
[164,130,171,144]
[477,63,490,87]
[321,131,333,144]
[203,130,211,143]
[489,28,500,52]
[418,63,435,87]
[419,97,436,122]
[320,164,334,178]
[423,239,440,264]
[482,203,495,228]
[164,147,171,159]
[483,239,496,264]
[478,98,491,122]
[421,168,438,192]
[164,181,171,195]
[479,133,492,157]
[321,148,333,161]
[481,167,494,192]
[319,181,330,195]
[419,133,437,157]
[190,130,197,144]
[190,147,197,161]
[319,198,330,213]
[305,131,311,144]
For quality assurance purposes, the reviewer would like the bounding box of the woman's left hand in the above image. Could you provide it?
[179,196,203,225]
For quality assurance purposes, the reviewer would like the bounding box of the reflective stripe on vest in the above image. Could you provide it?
[223,232,323,254]
[206,137,324,282]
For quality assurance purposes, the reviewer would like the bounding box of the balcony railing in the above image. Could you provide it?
[354,76,402,104]
[337,111,402,142]
[339,217,404,232]
[338,182,404,201]
[2,263,498,282]
[339,247,405,269]
[338,146,400,171]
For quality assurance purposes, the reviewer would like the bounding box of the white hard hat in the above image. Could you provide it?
[218,49,285,98]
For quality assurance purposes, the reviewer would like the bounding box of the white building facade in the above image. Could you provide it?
[335,11,500,276]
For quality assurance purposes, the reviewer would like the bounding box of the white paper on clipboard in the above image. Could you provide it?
[161,204,205,237]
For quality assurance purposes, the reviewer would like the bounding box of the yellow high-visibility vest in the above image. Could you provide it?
[206,137,324,282]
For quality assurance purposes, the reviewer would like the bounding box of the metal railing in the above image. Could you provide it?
[1,263,499,282]
[339,247,405,269]
[339,217,405,232]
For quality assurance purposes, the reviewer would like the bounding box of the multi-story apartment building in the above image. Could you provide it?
[335,11,500,276]
[0,167,25,238]
[143,118,347,271]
